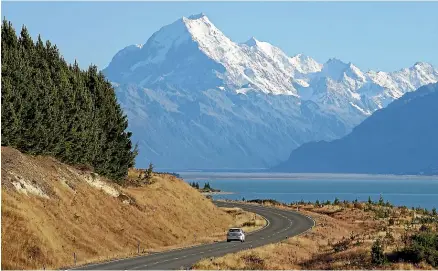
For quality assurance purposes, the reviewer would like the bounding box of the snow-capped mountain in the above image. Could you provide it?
[103,14,438,169]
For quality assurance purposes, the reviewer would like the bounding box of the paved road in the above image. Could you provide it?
[73,201,315,270]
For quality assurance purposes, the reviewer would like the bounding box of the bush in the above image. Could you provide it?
[242,221,256,227]
[147,163,154,179]
[242,253,266,270]
[374,207,390,219]
[248,199,282,206]
[378,194,385,206]
[419,224,432,232]
[389,218,395,226]
[398,231,438,268]
[333,237,351,252]
[371,239,387,265]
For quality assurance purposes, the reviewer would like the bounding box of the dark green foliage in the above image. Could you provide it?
[368,196,373,205]
[1,20,136,181]
[315,199,320,206]
[371,238,387,265]
[398,231,438,268]
[433,208,437,216]
[203,182,211,190]
[334,197,340,205]
[146,163,154,178]
[378,194,385,206]
[190,182,200,189]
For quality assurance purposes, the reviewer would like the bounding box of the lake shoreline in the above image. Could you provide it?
[179,172,438,181]
[201,191,235,196]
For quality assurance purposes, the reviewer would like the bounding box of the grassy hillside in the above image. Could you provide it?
[1,147,257,269]
[194,200,437,270]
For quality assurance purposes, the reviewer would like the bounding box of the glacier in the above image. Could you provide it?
[103,14,438,170]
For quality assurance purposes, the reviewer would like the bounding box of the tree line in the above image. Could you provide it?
[189,181,213,190]
[1,19,137,181]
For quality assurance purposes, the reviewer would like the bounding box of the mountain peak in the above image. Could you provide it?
[244,36,259,46]
[290,54,322,74]
[325,58,347,66]
[187,13,207,20]
[412,61,433,70]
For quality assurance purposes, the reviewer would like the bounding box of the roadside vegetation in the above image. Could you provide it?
[1,147,264,270]
[220,207,266,233]
[193,196,438,270]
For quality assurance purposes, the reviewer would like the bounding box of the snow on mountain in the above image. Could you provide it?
[290,54,323,74]
[103,14,438,169]
[105,13,325,96]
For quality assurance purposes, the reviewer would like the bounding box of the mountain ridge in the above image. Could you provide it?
[103,14,438,169]
[273,83,438,174]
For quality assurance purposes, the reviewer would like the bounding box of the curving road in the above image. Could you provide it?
[73,201,315,270]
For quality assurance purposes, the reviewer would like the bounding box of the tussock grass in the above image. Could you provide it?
[220,207,267,232]
[1,147,236,269]
[193,201,435,270]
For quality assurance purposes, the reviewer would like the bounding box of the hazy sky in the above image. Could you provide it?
[2,1,437,71]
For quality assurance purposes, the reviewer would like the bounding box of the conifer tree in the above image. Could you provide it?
[1,19,137,181]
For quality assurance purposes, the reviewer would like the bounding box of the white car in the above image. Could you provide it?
[227,228,245,242]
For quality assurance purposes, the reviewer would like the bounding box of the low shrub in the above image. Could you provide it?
[242,221,256,227]
[397,231,438,268]
[371,238,387,265]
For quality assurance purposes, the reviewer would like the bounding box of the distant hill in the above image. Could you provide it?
[273,83,438,175]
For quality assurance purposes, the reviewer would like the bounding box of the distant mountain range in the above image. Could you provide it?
[273,83,438,175]
[104,14,438,170]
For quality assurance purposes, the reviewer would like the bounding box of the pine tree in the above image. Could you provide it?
[1,19,137,181]
[378,194,385,206]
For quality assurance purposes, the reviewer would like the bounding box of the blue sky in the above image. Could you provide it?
[2,2,437,71]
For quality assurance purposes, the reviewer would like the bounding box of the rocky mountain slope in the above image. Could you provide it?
[273,83,438,174]
[104,14,438,169]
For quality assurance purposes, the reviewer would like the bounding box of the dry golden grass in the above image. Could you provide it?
[193,202,435,270]
[0,147,259,270]
[220,207,267,232]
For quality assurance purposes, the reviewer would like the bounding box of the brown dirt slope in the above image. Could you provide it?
[1,146,234,269]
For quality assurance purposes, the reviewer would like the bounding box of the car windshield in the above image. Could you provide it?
[229,229,241,233]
